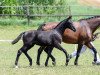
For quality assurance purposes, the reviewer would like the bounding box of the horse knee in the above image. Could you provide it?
[17,50,22,55]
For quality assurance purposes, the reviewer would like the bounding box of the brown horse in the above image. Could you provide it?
[37,16,100,66]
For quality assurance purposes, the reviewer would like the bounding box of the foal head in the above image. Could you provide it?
[55,16,76,32]
[65,16,76,32]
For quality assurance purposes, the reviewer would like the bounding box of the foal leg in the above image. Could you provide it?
[15,45,33,68]
[23,52,32,66]
[15,48,22,68]
[22,45,34,66]
[74,44,83,65]
[54,43,69,66]
[44,46,56,66]
[85,42,97,64]
[36,46,45,65]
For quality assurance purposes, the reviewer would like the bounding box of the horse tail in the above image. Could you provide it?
[12,32,25,44]
[37,23,46,30]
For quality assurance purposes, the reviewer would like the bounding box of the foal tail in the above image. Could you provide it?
[11,32,25,44]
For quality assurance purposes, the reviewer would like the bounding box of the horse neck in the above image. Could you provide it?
[86,18,100,33]
[54,23,67,36]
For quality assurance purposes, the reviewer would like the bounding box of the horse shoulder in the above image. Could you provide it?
[73,22,81,29]
[62,29,78,43]
[52,31,62,43]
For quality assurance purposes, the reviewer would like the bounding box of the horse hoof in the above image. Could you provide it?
[92,61,100,65]
[45,64,48,67]
[15,66,19,68]
[29,65,32,67]
[52,62,56,66]
[36,62,40,66]
[65,62,68,66]
[45,63,48,67]
[74,63,78,65]
[30,63,32,66]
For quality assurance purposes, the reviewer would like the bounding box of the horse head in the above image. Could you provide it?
[64,16,76,32]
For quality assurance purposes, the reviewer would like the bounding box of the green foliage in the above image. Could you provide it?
[32,0,54,5]
[0,0,69,14]
[0,0,100,26]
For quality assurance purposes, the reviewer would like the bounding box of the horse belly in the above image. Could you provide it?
[37,37,52,46]
[62,30,79,44]
[62,36,78,44]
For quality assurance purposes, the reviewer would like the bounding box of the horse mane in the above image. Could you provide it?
[79,16,100,21]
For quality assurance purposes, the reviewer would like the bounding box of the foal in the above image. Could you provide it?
[12,16,76,68]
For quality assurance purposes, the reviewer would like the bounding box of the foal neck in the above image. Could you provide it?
[54,22,67,36]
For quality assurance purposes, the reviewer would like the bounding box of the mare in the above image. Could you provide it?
[36,16,100,66]
[12,16,76,68]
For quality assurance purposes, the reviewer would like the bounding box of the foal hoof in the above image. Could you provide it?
[30,63,32,66]
[92,61,100,65]
[65,62,68,66]
[36,62,40,66]
[45,62,48,67]
[74,63,78,66]
[52,61,56,66]
[15,65,19,68]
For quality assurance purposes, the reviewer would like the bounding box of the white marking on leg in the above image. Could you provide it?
[15,65,18,68]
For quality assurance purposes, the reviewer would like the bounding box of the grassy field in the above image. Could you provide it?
[0,26,100,75]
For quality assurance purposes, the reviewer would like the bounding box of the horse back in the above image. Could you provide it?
[36,30,62,45]
[42,22,59,30]
[23,30,37,43]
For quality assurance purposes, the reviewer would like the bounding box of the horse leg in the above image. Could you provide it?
[23,52,32,66]
[74,44,83,65]
[15,48,22,68]
[54,42,69,66]
[36,46,45,65]
[22,45,34,67]
[15,44,33,68]
[44,46,56,66]
[85,42,97,64]
[70,45,87,59]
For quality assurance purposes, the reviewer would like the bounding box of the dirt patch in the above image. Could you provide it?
[78,0,100,7]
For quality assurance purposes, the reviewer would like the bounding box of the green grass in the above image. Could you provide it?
[0,26,100,75]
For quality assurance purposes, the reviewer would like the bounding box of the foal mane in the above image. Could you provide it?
[79,16,100,21]
[54,19,67,29]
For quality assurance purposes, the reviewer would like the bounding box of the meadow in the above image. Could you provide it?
[0,25,100,75]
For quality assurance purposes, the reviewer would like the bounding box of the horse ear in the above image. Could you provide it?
[67,16,72,20]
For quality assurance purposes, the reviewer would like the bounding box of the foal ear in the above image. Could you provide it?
[67,16,72,20]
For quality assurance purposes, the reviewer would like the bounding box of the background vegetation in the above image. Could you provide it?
[0,0,100,26]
